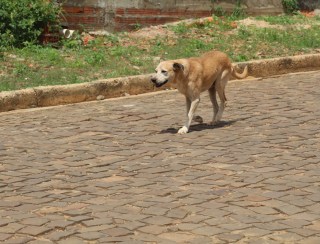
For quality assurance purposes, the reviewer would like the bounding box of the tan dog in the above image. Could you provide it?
[151,50,248,134]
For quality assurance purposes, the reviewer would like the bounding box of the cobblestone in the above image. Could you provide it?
[0,71,320,242]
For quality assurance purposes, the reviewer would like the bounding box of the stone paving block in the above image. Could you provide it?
[83,218,113,227]
[28,240,53,244]
[158,232,195,243]
[307,193,320,202]
[290,212,320,221]
[2,236,35,244]
[102,227,133,237]
[166,208,189,219]
[249,206,280,215]
[76,231,104,240]
[46,219,74,229]
[274,204,305,215]
[57,237,86,244]
[142,206,168,216]
[0,223,25,234]
[177,223,205,231]
[217,233,244,242]
[183,214,210,224]
[0,234,12,242]
[267,231,304,242]
[192,226,226,236]
[288,228,320,237]
[138,225,168,235]
[237,227,271,237]
[19,226,51,236]
[20,218,49,226]
[254,222,291,231]
[142,216,174,226]
[46,230,77,241]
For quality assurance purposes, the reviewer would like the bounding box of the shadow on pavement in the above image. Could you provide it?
[159,119,242,134]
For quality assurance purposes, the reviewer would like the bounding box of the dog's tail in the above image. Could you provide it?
[231,65,248,79]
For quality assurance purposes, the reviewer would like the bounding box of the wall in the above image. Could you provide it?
[298,0,320,10]
[61,0,284,32]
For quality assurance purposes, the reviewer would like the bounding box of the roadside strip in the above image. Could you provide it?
[1,53,320,112]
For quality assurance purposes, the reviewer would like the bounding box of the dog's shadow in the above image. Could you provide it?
[160,117,248,134]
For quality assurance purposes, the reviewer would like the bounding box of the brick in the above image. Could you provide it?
[249,206,280,215]
[138,225,167,235]
[0,223,25,233]
[57,238,86,244]
[0,234,12,242]
[46,230,77,241]
[83,218,113,227]
[192,226,226,236]
[76,231,103,240]
[218,233,244,242]
[20,218,49,226]
[103,227,132,237]
[273,204,305,215]
[142,216,173,226]
[166,208,189,219]
[178,223,204,231]
[19,226,51,236]
[158,232,195,242]
[47,220,74,229]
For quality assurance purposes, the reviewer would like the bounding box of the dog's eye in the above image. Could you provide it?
[161,70,168,75]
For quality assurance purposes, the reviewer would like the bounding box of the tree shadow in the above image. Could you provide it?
[159,117,250,134]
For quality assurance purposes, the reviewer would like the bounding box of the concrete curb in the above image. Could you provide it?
[1,53,320,112]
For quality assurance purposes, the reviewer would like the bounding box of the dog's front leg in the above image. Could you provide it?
[178,97,200,134]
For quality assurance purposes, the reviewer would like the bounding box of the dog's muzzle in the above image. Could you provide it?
[151,78,168,88]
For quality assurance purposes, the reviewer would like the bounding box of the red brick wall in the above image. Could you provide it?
[114,8,212,31]
[114,8,212,30]
[61,1,213,32]
[61,5,106,31]
[60,0,284,32]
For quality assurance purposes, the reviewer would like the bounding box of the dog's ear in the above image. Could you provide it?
[173,62,184,72]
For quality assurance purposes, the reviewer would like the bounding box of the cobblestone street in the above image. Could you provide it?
[0,71,320,243]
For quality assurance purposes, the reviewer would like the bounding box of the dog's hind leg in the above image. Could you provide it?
[178,96,200,134]
[208,85,219,125]
[212,70,230,124]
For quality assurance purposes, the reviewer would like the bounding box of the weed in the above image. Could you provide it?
[282,0,299,14]
[256,14,306,25]
[214,6,226,17]
[230,0,246,20]
[237,25,252,39]
[85,51,106,66]
[171,23,189,34]
[13,63,30,76]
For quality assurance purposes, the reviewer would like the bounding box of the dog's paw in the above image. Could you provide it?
[193,115,203,124]
[209,120,219,126]
[178,126,188,134]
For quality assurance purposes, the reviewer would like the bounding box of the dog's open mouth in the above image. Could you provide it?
[155,80,168,87]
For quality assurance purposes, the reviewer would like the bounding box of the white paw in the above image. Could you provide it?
[178,126,188,134]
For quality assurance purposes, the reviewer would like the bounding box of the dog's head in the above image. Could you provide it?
[151,61,184,88]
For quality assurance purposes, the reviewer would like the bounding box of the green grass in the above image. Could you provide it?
[1,13,320,91]
[255,14,308,25]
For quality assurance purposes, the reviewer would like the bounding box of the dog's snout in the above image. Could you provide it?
[151,77,157,83]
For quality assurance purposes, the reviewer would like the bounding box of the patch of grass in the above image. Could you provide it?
[171,23,189,34]
[255,14,308,25]
[0,14,320,92]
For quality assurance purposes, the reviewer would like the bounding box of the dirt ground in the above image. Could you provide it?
[127,15,316,40]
